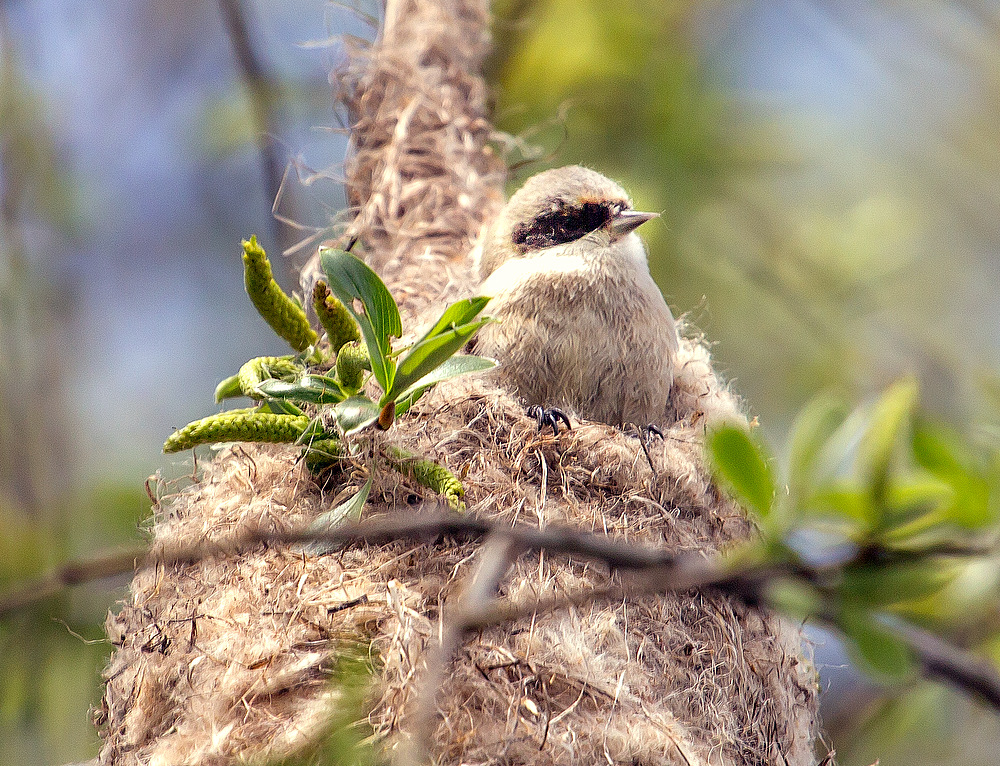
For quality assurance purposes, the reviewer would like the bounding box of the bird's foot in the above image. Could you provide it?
[643,424,664,441]
[527,405,572,436]
[625,423,664,475]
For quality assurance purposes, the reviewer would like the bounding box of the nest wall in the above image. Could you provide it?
[98,342,818,765]
[98,0,821,763]
[300,0,506,324]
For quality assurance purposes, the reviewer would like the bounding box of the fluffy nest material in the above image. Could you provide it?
[300,0,506,323]
[97,334,818,766]
[97,0,821,762]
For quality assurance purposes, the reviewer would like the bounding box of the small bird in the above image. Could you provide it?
[472,166,679,429]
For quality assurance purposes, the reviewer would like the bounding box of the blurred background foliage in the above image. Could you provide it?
[1,0,999,764]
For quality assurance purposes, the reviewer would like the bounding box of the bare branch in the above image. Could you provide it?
[401,532,522,766]
[0,511,681,616]
[892,621,1000,709]
[8,508,1000,718]
[0,546,147,614]
[218,0,298,254]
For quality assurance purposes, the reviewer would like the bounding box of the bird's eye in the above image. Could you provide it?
[512,200,616,252]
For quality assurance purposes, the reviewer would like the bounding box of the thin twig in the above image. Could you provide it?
[889,621,1000,709]
[5,510,1000,716]
[0,546,148,614]
[218,0,297,254]
[0,511,678,616]
[401,532,522,766]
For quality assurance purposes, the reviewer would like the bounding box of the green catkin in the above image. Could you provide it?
[303,438,343,473]
[242,235,319,352]
[387,446,465,511]
[313,280,361,354]
[236,356,303,398]
[335,341,369,392]
[214,373,243,402]
[163,410,310,453]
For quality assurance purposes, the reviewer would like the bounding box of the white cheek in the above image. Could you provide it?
[619,233,651,269]
[480,252,590,296]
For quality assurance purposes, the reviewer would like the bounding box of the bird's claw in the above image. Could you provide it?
[643,424,664,441]
[625,423,664,476]
[527,405,572,436]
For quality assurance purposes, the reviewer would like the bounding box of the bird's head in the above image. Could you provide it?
[478,165,658,278]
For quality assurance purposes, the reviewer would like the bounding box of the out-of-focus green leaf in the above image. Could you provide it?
[948,476,996,530]
[384,319,493,404]
[765,578,823,622]
[787,392,848,499]
[321,249,401,392]
[707,425,775,518]
[913,420,968,477]
[840,562,954,608]
[838,610,917,682]
[297,478,372,555]
[885,478,953,519]
[858,378,918,511]
[912,421,995,529]
[273,642,379,766]
[806,483,874,529]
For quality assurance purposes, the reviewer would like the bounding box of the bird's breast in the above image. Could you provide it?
[475,251,677,425]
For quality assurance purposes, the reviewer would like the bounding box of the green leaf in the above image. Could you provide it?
[331,396,380,435]
[912,421,994,529]
[859,378,918,510]
[787,393,848,498]
[395,354,497,416]
[257,375,347,405]
[416,297,491,344]
[320,248,401,392]
[765,579,822,622]
[878,477,957,538]
[707,425,776,518]
[384,318,493,404]
[913,420,967,477]
[837,610,917,682]
[355,311,397,393]
[805,482,876,527]
[294,416,328,442]
[886,477,953,516]
[948,476,993,529]
[840,562,953,608]
[297,479,373,555]
[259,399,304,416]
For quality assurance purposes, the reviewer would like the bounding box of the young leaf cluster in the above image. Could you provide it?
[163,238,495,514]
[708,378,1000,683]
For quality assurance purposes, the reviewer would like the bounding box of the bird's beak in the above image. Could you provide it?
[609,210,659,239]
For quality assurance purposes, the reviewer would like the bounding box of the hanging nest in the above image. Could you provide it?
[97,341,818,765]
[96,0,821,764]
[300,0,505,324]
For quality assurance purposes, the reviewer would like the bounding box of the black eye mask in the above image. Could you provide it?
[512,199,624,252]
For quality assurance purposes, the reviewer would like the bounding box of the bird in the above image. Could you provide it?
[471,165,679,430]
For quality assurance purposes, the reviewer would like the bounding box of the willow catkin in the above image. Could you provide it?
[237,356,303,399]
[314,280,361,354]
[243,236,319,352]
[386,445,465,510]
[163,410,310,453]
[336,341,369,392]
